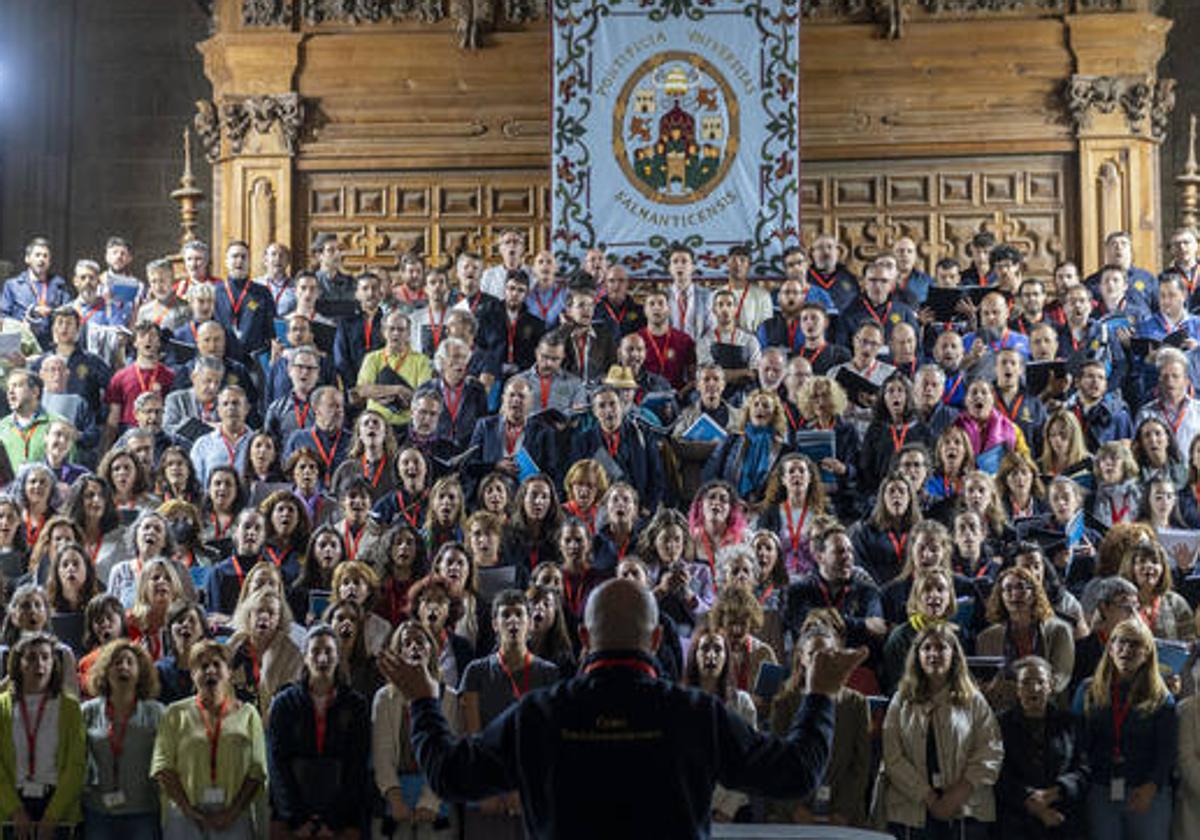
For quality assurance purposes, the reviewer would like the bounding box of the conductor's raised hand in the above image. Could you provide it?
[378,647,438,702]
[806,647,869,697]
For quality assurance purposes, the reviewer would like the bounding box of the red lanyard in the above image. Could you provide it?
[998,392,1024,423]
[563,570,586,615]
[268,279,289,306]
[496,652,532,699]
[863,297,891,327]
[507,317,518,364]
[504,422,522,456]
[1139,595,1161,632]
[1110,681,1134,762]
[1012,623,1037,658]
[889,423,910,453]
[943,372,964,404]
[757,584,775,606]
[603,429,621,458]
[809,267,836,290]
[312,690,334,755]
[79,301,104,326]
[310,428,342,479]
[1108,496,1130,524]
[1162,400,1187,436]
[700,531,718,579]
[731,284,751,328]
[532,287,562,321]
[224,280,251,318]
[293,397,311,430]
[230,555,246,589]
[444,381,466,426]
[34,280,49,308]
[106,701,133,769]
[818,578,847,610]
[602,297,626,326]
[245,642,261,687]
[211,512,231,540]
[196,697,229,783]
[23,512,44,548]
[219,429,245,466]
[344,521,365,563]
[676,291,688,330]
[133,364,159,395]
[537,373,552,410]
[17,692,49,779]
[363,313,376,350]
[583,657,657,678]
[12,419,40,459]
[429,307,448,352]
[564,501,596,534]
[88,536,103,568]
[787,321,803,352]
[736,636,753,691]
[783,499,807,557]
[887,531,907,564]
[396,492,421,529]
[264,546,285,568]
[644,330,669,372]
[362,456,385,489]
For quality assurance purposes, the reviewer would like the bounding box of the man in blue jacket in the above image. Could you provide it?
[383,577,866,840]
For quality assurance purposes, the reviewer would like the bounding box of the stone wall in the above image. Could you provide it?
[0,0,211,275]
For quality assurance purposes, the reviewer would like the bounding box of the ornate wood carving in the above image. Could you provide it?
[242,0,293,25]
[1151,77,1177,142]
[800,155,1073,278]
[1064,74,1163,135]
[193,94,306,159]
[298,170,550,273]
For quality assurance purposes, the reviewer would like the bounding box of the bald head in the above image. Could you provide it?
[582,578,660,653]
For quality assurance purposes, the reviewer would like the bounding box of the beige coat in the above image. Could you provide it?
[975,616,1075,709]
[1174,695,1200,840]
[371,685,443,815]
[882,687,1003,828]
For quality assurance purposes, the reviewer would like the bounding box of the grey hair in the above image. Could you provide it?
[73,259,100,276]
[193,355,226,378]
[433,337,470,374]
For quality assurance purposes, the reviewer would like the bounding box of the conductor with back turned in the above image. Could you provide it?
[380,577,868,839]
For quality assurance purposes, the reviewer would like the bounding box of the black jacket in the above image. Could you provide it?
[267,681,372,831]
[996,706,1088,839]
[410,650,833,839]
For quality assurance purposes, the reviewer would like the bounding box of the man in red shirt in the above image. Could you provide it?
[103,321,175,448]
[637,287,695,392]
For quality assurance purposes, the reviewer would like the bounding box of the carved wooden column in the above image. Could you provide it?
[194,28,304,258]
[1065,10,1173,274]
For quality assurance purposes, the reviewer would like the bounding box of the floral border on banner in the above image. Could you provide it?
[551,0,800,278]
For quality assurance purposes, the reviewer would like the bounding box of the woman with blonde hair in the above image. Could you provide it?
[881,624,1003,836]
[708,585,777,705]
[975,565,1075,711]
[561,459,608,535]
[225,588,303,723]
[332,559,394,655]
[881,567,960,695]
[372,620,454,836]
[702,388,789,507]
[125,557,184,662]
[926,425,975,510]
[794,376,860,518]
[995,450,1047,521]
[1080,618,1176,838]
[1119,539,1195,641]
[1038,410,1090,479]
[82,640,164,836]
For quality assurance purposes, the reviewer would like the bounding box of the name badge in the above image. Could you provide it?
[1110,777,1126,802]
[101,791,126,809]
[931,772,944,789]
[19,782,46,798]
[202,786,226,806]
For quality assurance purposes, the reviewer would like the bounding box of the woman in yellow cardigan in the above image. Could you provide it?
[0,631,86,838]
